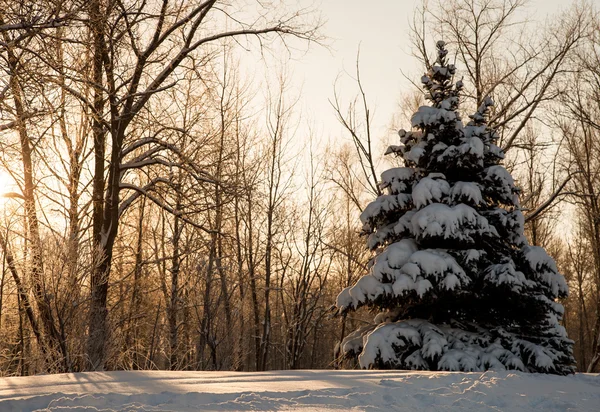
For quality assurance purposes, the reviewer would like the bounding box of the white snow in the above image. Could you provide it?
[463,124,486,139]
[384,144,403,155]
[433,65,454,78]
[517,339,559,370]
[437,136,484,167]
[379,167,415,194]
[392,272,433,297]
[523,245,569,297]
[404,141,426,164]
[344,275,392,308]
[358,322,423,367]
[485,165,514,186]
[1,369,598,411]
[459,136,484,157]
[371,239,418,281]
[411,203,498,242]
[353,319,575,375]
[412,176,450,209]
[484,165,515,201]
[335,286,353,311]
[440,97,457,110]
[343,243,469,305]
[341,324,376,356]
[392,249,469,295]
[439,349,479,372]
[482,208,526,245]
[487,142,505,159]
[337,277,383,311]
[449,181,483,205]
[462,249,485,263]
[360,194,412,227]
[366,221,398,250]
[484,260,532,292]
[411,106,457,128]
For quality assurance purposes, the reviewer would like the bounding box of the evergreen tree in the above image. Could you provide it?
[335,41,575,375]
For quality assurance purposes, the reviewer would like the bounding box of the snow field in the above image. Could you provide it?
[0,370,598,411]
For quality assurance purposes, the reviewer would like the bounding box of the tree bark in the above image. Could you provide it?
[86,0,109,370]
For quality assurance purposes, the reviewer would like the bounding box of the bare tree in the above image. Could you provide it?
[331,53,382,203]
[0,4,78,371]
[282,139,332,369]
[556,18,600,370]
[64,0,320,370]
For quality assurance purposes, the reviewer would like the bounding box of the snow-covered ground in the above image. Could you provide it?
[0,369,598,411]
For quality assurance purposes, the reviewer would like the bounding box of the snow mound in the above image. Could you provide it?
[0,370,597,411]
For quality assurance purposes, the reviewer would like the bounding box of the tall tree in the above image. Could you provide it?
[335,42,574,374]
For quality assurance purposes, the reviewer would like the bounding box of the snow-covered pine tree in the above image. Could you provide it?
[335,41,575,375]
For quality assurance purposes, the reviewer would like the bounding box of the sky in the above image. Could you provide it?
[296,0,422,143]
[283,0,571,152]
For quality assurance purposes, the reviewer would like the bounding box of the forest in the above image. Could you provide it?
[0,0,599,376]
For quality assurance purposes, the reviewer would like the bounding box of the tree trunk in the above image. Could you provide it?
[169,191,182,370]
[86,0,109,371]
[3,33,67,371]
[245,189,261,371]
